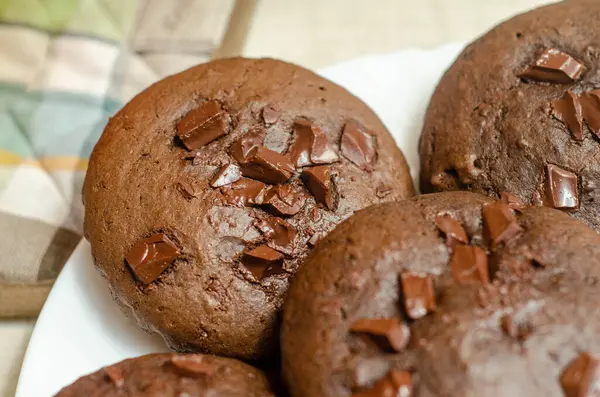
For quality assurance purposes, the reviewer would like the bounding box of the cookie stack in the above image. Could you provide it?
[58,1,600,396]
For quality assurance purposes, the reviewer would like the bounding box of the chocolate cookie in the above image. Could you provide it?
[282,191,600,397]
[83,57,414,360]
[55,353,274,396]
[419,0,600,231]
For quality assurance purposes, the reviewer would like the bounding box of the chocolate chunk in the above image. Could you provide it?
[104,365,125,388]
[302,166,336,210]
[399,273,436,320]
[552,91,584,141]
[350,317,411,352]
[341,120,377,172]
[500,314,532,341]
[184,151,202,166]
[176,101,230,150]
[262,185,306,216]
[210,164,241,188]
[176,179,199,199]
[483,201,523,248]
[519,48,585,84]
[230,131,265,164]
[255,217,296,254]
[500,192,526,211]
[287,119,339,167]
[544,164,579,210]
[560,352,599,397]
[449,245,489,284]
[239,146,295,185]
[262,106,280,125]
[242,245,284,280]
[353,369,413,397]
[125,234,179,285]
[434,214,468,251]
[170,355,215,378]
[580,89,600,137]
[221,178,267,207]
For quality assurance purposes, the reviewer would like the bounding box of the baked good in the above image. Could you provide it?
[55,353,274,396]
[419,0,600,231]
[82,57,414,360]
[282,191,600,396]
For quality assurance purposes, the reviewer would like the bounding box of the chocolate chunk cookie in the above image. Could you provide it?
[55,353,274,396]
[419,0,600,231]
[83,58,414,360]
[282,191,600,397]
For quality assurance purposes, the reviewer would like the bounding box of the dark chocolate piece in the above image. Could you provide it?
[240,147,295,185]
[302,166,335,210]
[255,217,296,254]
[170,355,215,378]
[221,178,267,207]
[341,120,377,171]
[125,234,180,285]
[350,317,411,352]
[210,164,241,188]
[262,106,280,125]
[104,365,125,388]
[230,132,265,164]
[483,201,523,248]
[544,165,579,210]
[434,214,468,251]
[176,101,230,150]
[580,90,600,138]
[352,369,413,397]
[500,192,526,211]
[449,245,489,284]
[552,91,583,141]
[399,272,436,320]
[287,119,339,167]
[242,245,284,280]
[519,48,585,84]
[560,352,599,397]
[262,185,306,216]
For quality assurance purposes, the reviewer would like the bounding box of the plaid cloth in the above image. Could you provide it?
[0,0,236,316]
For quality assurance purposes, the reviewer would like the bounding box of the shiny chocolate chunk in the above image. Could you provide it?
[287,119,339,167]
[125,234,180,285]
[221,178,267,207]
[230,131,265,163]
[240,146,295,185]
[352,369,413,397]
[500,192,526,211]
[483,201,523,248]
[302,166,335,210]
[519,48,585,84]
[580,90,600,137]
[210,164,241,188]
[262,185,306,216]
[341,120,377,172]
[434,214,468,251]
[104,365,125,388]
[560,352,599,397]
[170,355,215,378]
[176,179,199,199]
[544,165,579,210]
[350,317,411,352]
[500,314,532,341]
[399,273,436,320]
[242,245,284,280]
[449,245,489,284]
[176,101,230,150]
[262,105,280,125]
[255,217,296,254]
[552,90,583,141]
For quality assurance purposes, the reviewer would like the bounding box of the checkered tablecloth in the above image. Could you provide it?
[0,0,235,316]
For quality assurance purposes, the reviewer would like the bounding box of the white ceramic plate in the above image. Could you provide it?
[16,43,464,397]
